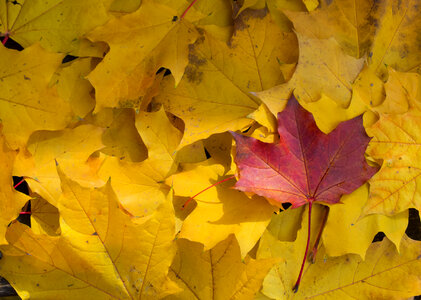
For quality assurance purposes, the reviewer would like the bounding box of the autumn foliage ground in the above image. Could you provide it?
[0,0,420,299]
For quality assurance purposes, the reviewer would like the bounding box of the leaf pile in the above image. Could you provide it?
[0,0,420,299]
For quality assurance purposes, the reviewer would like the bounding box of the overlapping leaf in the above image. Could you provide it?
[154,8,298,147]
[166,235,276,300]
[0,44,72,148]
[0,0,110,53]
[86,0,200,111]
[258,207,421,299]
[232,97,378,208]
[0,167,179,299]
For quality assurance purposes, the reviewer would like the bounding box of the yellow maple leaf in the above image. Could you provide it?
[369,0,421,79]
[166,235,276,300]
[257,33,364,115]
[323,184,408,258]
[155,8,297,148]
[258,205,421,299]
[0,44,73,148]
[0,0,110,53]
[13,125,105,205]
[285,0,380,58]
[0,126,29,245]
[86,0,200,111]
[168,159,275,257]
[0,167,180,299]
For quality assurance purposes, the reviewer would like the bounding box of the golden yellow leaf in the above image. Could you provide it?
[285,0,380,58]
[86,0,200,111]
[13,125,105,205]
[0,126,29,245]
[369,0,421,79]
[266,206,305,242]
[0,167,180,299]
[168,159,275,257]
[109,0,141,13]
[365,102,421,215]
[259,207,421,299]
[352,65,385,108]
[100,108,148,162]
[373,68,421,115]
[0,44,73,148]
[257,34,364,115]
[135,107,183,178]
[300,93,367,134]
[323,184,408,258]
[97,155,168,217]
[302,0,318,12]
[29,196,60,236]
[0,0,110,53]
[166,235,276,300]
[52,58,96,118]
[257,204,327,298]
[155,9,297,148]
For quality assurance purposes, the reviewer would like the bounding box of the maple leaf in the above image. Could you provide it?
[232,96,378,208]
[0,44,73,148]
[258,207,421,299]
[168,159,275,257]
[232,96,378,290]
[0,0,110,53]
[167,235,276,300]
[257,33,364,116]
[0,167,180,299]
[364,80,421,216]
[322,183,408,258]
[0,125,29,245]
[86,0,200,111]
[154,8,298,148]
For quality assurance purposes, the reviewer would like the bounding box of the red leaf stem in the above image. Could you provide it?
[2,34,9,45]
[293,199,314,293]
[180,0,199,19]
[182,175,236,209]
[14,178,25,189]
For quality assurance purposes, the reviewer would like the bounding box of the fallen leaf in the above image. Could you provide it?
[257,34,364,115]
[365,102,421,215]
[369,0,421,79]
[97,155,168,217]
[285,0,381,58]
[168,159,275,257]
[257,204,327,298]
[232,96,378,208]
[0,0,110,53]
[13,125,105,205]
[154,8,298,148]
[0,126,29,245]
[86,0,200,111]
[0,44,73,148]
[135,107,182,178]
[166,235,276,300]
[322,183,408,258]
[29,196,60,236]
[52,58,96,118]
[0,167,180,299]
[258,207,421,299]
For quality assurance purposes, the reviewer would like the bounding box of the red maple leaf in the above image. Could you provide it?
[231,96,378,291]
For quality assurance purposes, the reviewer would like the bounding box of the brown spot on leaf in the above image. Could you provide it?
[185,65,203,84]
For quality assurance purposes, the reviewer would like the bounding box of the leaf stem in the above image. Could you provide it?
[2,34,9,45]
[180,0,199,19]
[14,178,25,189]
[309,206,329,263]
[182,175,236,209]
[293,199,313,293]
